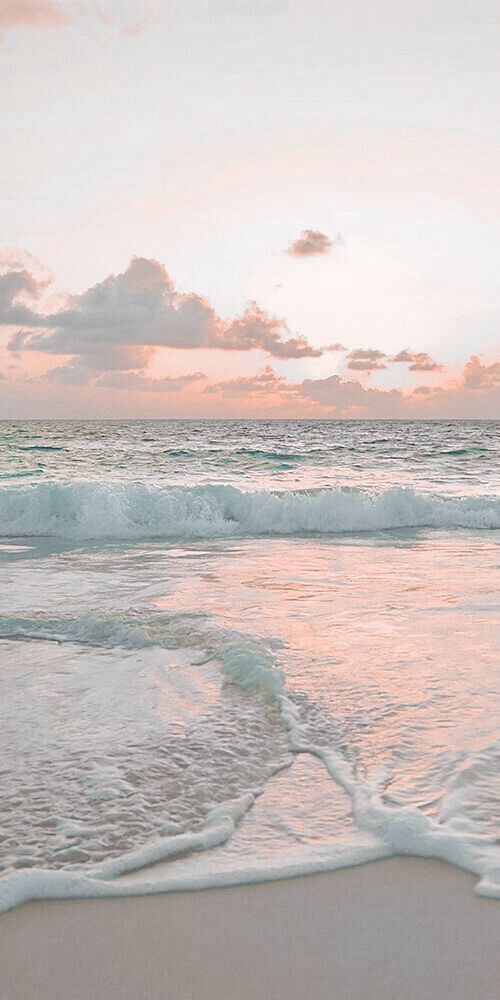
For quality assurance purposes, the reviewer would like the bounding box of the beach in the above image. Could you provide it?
[1,859,499,1000]
[2,1,500,995]
[1,419,499,990]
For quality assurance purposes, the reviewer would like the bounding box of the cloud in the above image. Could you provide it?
[44,362,97,386]
[412,385,437,396]
[220,301,321,358]
[94,371,207,393]
[462,355,500,389]
[203,365,406,417]
[203,365,291,399]
[0,2,69,36]
[298,358,499,417]
[0,269,48,327]
[299,374,402,415]
[344,347,443,375]
[286,230,345,257]
[2,351,499,419]
[390,349,443,372]
[0,247,50,277]
[45,346,156,384]
[346,348,386,371]
[5,256,323,372]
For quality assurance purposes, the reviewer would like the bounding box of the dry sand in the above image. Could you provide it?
[1,858,499,1000]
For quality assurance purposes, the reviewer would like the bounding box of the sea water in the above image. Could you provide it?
[0,419,499,910]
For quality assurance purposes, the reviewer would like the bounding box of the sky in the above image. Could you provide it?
[0,0,499,418]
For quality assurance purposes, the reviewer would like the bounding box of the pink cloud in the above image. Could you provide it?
[390,349,443,372]
[1,355,498,418]
[462,355,500,389]
[0,2,69,36]
[203,365,291,399]
[95,371,207,393]
[5,255,324,375]
[297,362,500,417]
[346,348,387,372]
[204,360,500,419]
[1,252,498,419]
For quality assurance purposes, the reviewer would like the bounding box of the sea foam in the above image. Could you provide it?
[1,608,499,911]
[0,482,498,539]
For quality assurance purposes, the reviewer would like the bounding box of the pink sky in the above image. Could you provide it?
[0,1,499,418]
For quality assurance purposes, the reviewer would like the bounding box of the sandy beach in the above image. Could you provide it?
[3,0,500,996]
[1,858,499,1000]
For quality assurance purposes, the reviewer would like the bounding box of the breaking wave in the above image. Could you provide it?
[0,482,498,539]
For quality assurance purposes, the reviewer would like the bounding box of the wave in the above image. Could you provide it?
[0,468,44,481]
[162,448,303,462]
[233,448,302,462]
[14,444,65,453]
[0,482,498,540]
[0,612,285,696]
[1,608,499,909]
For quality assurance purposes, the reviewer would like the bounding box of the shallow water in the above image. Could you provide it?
[0,420,499,909]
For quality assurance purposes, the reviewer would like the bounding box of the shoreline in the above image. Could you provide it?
[1,857,499,1000]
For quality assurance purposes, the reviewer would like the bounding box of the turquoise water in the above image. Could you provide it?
[0,419,498,494]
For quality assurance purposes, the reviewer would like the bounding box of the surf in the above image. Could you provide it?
[0,481,498,539]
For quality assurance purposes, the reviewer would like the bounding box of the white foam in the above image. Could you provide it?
[2,609,499,910]
[0,481,498,540]
[0,793,256,912]
[1,783,499,912]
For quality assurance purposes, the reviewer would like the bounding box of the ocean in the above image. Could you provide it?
[0,419,499,910]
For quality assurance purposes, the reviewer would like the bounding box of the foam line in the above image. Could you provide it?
[1,609,499,911]
[0,482,498,539]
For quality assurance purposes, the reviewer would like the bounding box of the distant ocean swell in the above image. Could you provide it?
[0,482,498,539]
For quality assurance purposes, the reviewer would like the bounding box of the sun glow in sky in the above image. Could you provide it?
[0,0,499,417]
